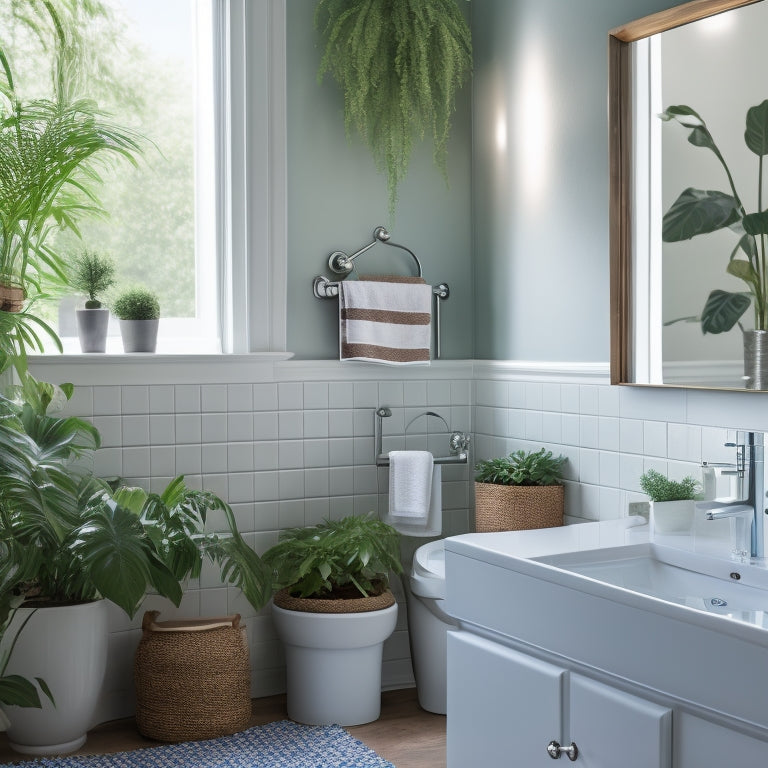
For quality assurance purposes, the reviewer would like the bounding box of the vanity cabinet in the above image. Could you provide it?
[447,631,672,767]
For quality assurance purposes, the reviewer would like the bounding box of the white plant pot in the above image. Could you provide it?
[119,318,159,353]
[0,600,109,755]
[651,499,696,534]
[271,602,398,726]
[75,308,110,353]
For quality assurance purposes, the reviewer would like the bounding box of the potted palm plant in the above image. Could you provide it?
[70,250,116,353]
[474,448,566,533]
[0,2,141,373]
[262,514,402,726]
[661,102,768,388]
[639,469,700,534]
[113,286,160,353]
[0,379,271,754]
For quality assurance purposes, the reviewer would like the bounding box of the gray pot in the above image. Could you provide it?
[119,318,159,353]
[743,330,768,389]
[76,308,110,353]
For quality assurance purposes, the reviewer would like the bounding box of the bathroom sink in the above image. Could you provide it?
[534,543,768,630]
[445,520,768,731]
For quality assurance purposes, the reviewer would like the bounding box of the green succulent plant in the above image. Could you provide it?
[639,469,700,503]
[475,449,566,487]
[113,286,160,320]
[263,514,403,600]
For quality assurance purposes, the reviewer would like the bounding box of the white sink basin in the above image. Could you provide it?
[445,521,768,732]
[534,543,768,630]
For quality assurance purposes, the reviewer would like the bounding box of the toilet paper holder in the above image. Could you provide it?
[374,406,470,467]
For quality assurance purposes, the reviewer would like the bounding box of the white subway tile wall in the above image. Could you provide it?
[51,361,765,725]
[61,371,472,722]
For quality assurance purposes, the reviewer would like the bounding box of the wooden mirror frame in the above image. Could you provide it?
[609,0,762,386]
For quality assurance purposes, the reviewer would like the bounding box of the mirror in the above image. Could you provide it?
[610,0,768,390]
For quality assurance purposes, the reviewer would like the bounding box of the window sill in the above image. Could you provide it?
[28,352,295,386]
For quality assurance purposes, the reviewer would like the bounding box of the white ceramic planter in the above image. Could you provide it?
[0,599,109,755]
[119,318,159,353]
[75,308,110,353]
[271,602,398,726]
[651,499,696,534]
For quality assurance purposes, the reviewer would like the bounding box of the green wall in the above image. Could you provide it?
[285,3,473,360]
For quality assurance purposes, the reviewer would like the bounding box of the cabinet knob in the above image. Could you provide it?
[547,740,579,761]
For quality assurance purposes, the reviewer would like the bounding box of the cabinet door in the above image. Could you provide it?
[569,675,672,768]
[447,631,565,768]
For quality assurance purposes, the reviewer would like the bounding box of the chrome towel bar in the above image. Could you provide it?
[374,406,470,467]
[312,227,450,359]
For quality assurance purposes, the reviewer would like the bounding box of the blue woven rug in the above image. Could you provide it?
[0,721,396,768]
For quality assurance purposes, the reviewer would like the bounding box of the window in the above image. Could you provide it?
[12,0,286,357]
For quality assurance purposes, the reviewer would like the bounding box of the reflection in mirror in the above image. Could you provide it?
[610,0,768,390]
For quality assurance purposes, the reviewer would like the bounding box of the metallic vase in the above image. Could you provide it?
[743,330,768,389]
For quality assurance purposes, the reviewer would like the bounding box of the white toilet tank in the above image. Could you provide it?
[407,539,459,715]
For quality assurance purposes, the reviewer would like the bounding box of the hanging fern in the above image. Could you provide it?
[316,0,472,217]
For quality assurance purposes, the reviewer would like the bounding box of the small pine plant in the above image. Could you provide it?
[639,469,700,502]
[113,287,160,320]
[70,250,116,309]
[475,449,566,487]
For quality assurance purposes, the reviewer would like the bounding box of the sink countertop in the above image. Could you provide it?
[445,516,650,568]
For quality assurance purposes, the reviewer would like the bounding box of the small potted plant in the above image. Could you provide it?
[474,448,566,533]
[113,286,160,353]
[639,469,701,534]
[262,514,403,726]
[70,250,115,353]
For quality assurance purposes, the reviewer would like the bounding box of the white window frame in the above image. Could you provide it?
[34,0,287,366]
[219,0,287,354]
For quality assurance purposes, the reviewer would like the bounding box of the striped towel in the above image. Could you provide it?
[339,276,432,365]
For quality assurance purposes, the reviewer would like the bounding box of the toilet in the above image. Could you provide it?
[403,538,458,715]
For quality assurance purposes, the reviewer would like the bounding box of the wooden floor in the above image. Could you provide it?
[0,688,446,767]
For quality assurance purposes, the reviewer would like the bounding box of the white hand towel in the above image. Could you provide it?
[388,450,434,520]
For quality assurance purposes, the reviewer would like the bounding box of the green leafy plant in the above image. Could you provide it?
[475,448,566,487]
[70,250,115,309]
[113,287,160,321]
[316,0,472,217]
[0,540,54,713]
[662,101,768,334]
[263,514,403,600]
[0,385,271,617]
[639,469,700,502]
[0,1,142,376]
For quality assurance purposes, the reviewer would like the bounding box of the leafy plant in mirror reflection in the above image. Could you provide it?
[661,102,768,334]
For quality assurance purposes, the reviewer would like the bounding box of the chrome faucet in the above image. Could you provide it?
[698,432,765,560]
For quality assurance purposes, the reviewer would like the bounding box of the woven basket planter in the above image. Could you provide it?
[474,482,564,533]
[134,611,251,742]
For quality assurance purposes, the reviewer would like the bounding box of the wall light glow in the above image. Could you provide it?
[495,112,507,153]
[515,39,552,208]
[696,11,736,36]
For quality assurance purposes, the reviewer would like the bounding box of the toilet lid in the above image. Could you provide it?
[410,539,446,599]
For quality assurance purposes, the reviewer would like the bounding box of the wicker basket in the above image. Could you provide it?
[474,482,564,533]
[134,611,251,742]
